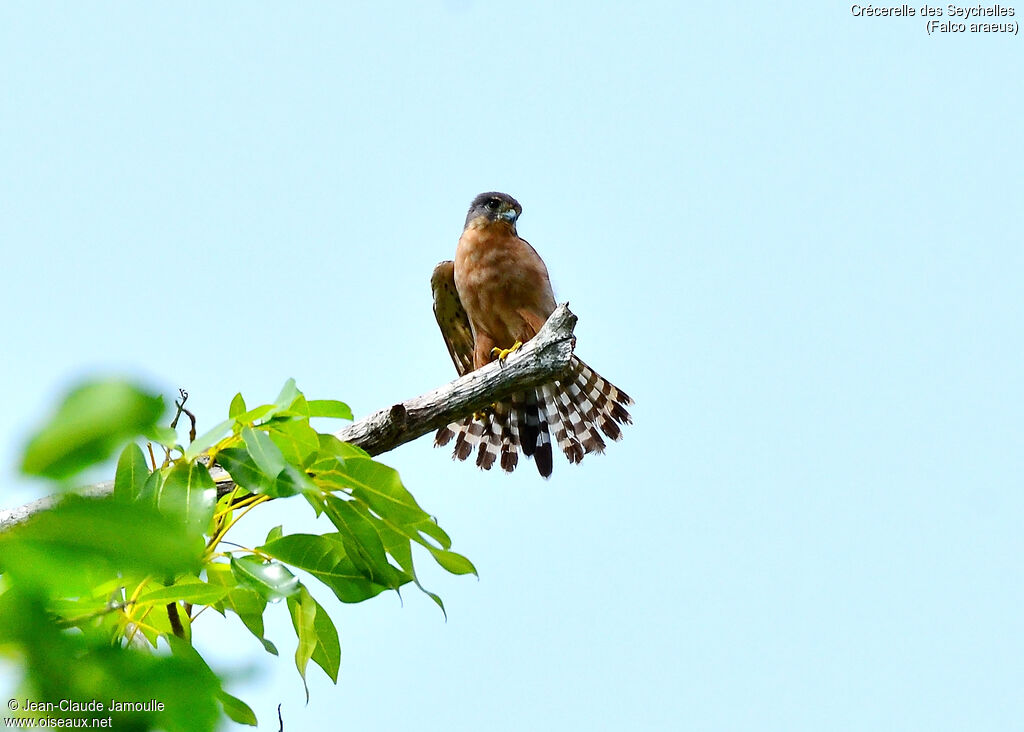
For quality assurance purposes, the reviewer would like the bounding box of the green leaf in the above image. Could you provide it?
[231,555,300,601]
[113,443,149,502]
[242,426,286,476]
[136,579,231,606]
[307,399,353,420]
[213,489,235,524]
[268,418,320,467]
[273,378,301,413]
[0,497,202,595]
[138,467,166,503]
[217,444,305,498]
[184,418,233,460]
[427,546,478,576]
[332,456,437,528]
[163,636,230,732]
[311,454,476,603]
[218,690,258,727]
[228,392,247,419]
[207,563,277,655]
[288,585,317,701]
[279,394,310,418]
[3,592,223,732]
[233,404,274,425]
[21,380,165,480]
[259,533,407,603]
[309,593,341,684]
[215,447,271,493]
[328,455,469,565]
[323,495,402,585]
[266,525,284,544]
[49,582,124,625]
[318,433,369,459]
[138,599,192,647]
[153,460,217,534]
[145,424,180,448]
[272,463,317,498]
[370,520,446,616]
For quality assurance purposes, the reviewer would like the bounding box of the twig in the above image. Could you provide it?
[167,601,185,638]
[171,388,197,443]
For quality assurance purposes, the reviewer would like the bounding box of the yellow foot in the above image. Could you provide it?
[473,404,496,421]
[490,341,523,366]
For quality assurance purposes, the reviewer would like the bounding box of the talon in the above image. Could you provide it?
[473,404,496,421]
[490,341,523,365]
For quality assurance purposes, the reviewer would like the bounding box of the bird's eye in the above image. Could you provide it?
[486,199,499,209]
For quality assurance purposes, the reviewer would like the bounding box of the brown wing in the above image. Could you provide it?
[430,260,475,377]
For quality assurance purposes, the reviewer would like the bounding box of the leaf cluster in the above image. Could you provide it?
[1,379,474,730]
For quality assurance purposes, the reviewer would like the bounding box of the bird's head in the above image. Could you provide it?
[464,192,522,231]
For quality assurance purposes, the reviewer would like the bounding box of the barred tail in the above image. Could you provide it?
[557,356,632,451]
[433,356,631,477]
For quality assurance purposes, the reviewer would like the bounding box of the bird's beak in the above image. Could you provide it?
[498,207,519,223]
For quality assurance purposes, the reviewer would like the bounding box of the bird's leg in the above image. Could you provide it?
[477,342,522,418]
[490,341,523,366]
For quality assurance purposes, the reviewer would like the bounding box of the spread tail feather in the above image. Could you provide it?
[434,356,631,477]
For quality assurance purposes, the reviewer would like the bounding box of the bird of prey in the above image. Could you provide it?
[431,192,632,477]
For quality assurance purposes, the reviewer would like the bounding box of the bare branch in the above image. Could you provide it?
[0,482,115,532]
[334,303,577,455]
[0,304,578,532]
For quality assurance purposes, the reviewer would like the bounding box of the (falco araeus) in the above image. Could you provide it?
[431,192,633,477]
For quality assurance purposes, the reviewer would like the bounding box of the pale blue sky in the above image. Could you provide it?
[2,2,1022,730]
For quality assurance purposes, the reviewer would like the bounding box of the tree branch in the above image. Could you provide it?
[0,304,578,532]
[336,303,577,455]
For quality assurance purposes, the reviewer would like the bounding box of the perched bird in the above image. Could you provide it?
[431,192,632,477]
